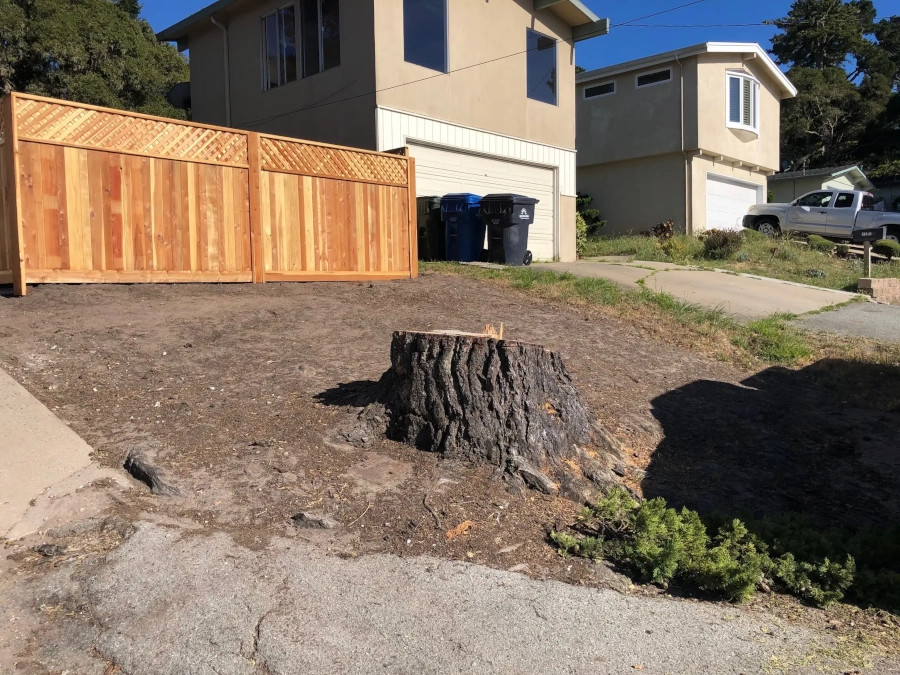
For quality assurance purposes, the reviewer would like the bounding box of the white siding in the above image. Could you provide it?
[376,107,576,196]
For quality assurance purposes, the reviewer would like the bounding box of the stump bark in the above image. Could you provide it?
[373,331,625,499]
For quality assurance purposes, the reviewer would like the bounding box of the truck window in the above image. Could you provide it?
[796,191,833,208]
[834,193,855,208]
[861,194,875,211]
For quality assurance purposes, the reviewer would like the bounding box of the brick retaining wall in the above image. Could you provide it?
[858,278,900,305]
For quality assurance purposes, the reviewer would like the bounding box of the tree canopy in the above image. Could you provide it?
[0,0,189,119]
[772,0,899,174]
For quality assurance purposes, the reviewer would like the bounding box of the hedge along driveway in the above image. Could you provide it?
[535,261,860,322]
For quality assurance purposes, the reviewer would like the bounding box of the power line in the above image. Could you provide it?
[618,23,769,28]
[614,0,708,27]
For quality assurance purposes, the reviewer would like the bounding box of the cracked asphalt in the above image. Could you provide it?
[7,522,835,674]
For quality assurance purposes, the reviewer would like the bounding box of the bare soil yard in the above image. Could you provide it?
[1,273,898,669]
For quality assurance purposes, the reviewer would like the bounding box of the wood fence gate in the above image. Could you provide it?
[0,93,417,296]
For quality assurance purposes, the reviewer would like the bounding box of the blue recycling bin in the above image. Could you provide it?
[440,193,484,262]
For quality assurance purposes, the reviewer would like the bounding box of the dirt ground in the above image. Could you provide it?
[1,272,898,670]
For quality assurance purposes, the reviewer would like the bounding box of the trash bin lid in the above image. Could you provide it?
[440,193,482,206]
[481,193,540,205]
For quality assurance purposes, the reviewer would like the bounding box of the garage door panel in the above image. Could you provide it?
[705,175,761,232]
[409,144,556,261]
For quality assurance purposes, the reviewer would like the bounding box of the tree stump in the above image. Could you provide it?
[372,330,625,500]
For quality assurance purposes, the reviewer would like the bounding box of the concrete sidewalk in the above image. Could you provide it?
[537,260,861,321]
[0,367,123,539]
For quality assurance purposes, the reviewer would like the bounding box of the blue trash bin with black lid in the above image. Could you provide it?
[480,194,539,266]
[440,193,484,262]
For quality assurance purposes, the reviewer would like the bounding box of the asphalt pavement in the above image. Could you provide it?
[4,522,834,674]
[795,301,900,343]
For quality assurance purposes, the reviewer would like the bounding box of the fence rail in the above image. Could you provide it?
[0,93,417,296]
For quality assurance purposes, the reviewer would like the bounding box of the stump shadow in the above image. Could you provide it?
[644,358,899,526]
[315,379,383,408]
[644,358,900,611]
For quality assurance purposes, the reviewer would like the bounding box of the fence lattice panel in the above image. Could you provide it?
[15,97,248,167]
[260,136,408,185]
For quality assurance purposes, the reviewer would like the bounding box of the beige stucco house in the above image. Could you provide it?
[576,43,797,235]
[768,165,874,204]
[158,0,610,262]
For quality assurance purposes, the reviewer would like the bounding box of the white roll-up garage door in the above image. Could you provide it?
[705,174,762,231]
[408,143,556,261]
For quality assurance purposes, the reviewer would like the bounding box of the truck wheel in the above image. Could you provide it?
[885,226,900,244]
[755,218,780,238]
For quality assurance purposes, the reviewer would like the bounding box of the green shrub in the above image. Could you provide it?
[807,234,834,253]
[575,213,588,258]
[660,237,689,263]
[772,553,855,607]
[835,243,850,257]
[548,488,890,608]
[742,227,767,242]
[703,229,743,260]
[873,239,900,260]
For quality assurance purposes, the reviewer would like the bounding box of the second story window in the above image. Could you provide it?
[527,29,557,105]
[584,81,615,99]
[299,0,341,78]
[261,5,297,90]
[727,72,759,133]
[404,0,447,72]
[636,69,671,88]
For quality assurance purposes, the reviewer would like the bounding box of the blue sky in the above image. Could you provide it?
[144,0,892,71]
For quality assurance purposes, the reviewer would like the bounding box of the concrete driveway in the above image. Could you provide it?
[537,260,862,322]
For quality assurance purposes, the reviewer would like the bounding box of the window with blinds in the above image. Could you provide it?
[727,73,759,133]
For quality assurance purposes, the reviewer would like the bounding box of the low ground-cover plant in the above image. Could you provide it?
[702,229,744,260]
[551,488,897,610]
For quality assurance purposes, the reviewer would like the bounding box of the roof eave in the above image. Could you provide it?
[156,0,238,43]
[576,42,798,99]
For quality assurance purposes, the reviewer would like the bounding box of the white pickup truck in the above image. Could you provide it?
[743,190,900,242]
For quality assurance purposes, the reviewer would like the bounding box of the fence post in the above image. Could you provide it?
[1,94,25,296]
[247,131,265,284]
[406,153,418,279]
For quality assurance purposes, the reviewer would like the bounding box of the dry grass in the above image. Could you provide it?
[581,233,900,292]
[423,262,900,377]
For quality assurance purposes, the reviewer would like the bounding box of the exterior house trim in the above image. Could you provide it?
[724,70,760,135]
[375,107,576,197]
[577,42,797,98]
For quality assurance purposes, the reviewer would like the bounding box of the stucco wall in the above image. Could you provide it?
[578,153,687,235]
[185,0,378,149]
[768,174,855,204]
[373,0,577,151]
[690,156,767,232]
[694,54,781,172]
[187,25,229,126]
[576,57,694,166]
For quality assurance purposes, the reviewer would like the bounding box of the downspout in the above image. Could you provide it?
[674,52,692,234]
[210,16,232,127]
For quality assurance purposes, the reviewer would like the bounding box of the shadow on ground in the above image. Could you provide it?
[645,358,900,610]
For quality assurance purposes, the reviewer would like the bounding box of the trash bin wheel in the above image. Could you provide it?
[523,250,533,266]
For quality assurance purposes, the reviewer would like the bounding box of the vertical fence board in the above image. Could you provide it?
[3,94,414,291]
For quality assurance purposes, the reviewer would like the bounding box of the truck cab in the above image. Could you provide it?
[744,190,899,241]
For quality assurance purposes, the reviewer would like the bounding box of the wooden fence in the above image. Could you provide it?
[0,93,417,296]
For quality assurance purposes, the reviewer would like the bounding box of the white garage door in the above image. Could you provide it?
[408,143,556,261]
[705,175,762,231]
